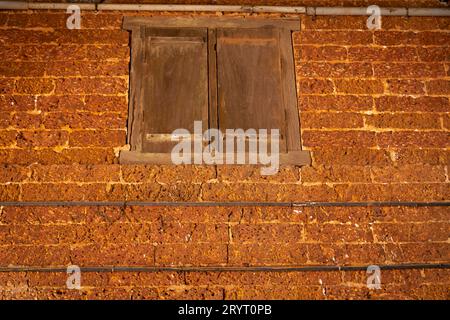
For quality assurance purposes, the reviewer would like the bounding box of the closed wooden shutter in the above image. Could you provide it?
[140,28,209,153]
[216,28,289,153]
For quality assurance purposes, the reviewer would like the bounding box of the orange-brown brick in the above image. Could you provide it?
[69,130,125,147]
[155,243,228,265]
[301,164,371,183]
[418,47,450,62]
[303,130,376,147]
[55,77,127,95]
[0,130,17,146]
[42,112,126,130]
[298,79,334,94]
[381,16,450,31]
[30,164,121,183]
[216,165,299,183]
[231,224,303,243]
[387,79,425,95]
[38,96,85,112]
[375,96,449,112]
[299,95,373,112]
[0,148,117,165]
[366,113,442,129]
[376,131,449,148]
[84,95,128,113]
[0,79,15,94]
[335,79,384,94]
[374,31,450,46]
[373,63,446,78]
[0,165,28,183]
[426,80,450,95]
[305,223,373,243]
[15,79,54,94]
[17,130,68,148]
[296,45,347,61]
[298,31,373,45]
[444,114,450,130]
[301,15,366,30]
[0,62,46,77]
[45,61,128,77]
[10,113,42,129]
[311,148,391,165]
[229,243,308,265]
[297,62,373,78]
[347,46,418,62]
[371,165,446,183]
[301,112,364,129]
[373,222,449,242]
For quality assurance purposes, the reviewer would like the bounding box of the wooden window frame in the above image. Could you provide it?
[120,16,311,166]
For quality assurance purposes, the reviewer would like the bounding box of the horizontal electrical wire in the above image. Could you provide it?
[0,263,449,273]
[0,201,449,207]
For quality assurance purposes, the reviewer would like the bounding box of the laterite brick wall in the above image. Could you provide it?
[0,1,449,299]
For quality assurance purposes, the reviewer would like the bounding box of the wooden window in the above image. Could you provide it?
[120,17,311,166]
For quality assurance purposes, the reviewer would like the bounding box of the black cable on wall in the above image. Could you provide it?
[0,201,449,207]
[1,263,449,273]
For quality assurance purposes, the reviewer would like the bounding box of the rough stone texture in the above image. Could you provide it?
[0,206,449,299]
[0,8,448,300]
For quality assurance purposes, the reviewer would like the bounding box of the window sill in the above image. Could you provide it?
[119,150,311,166]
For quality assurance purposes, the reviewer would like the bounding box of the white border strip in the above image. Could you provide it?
[0,2,448,16]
